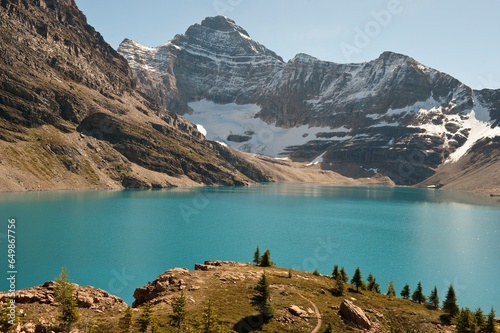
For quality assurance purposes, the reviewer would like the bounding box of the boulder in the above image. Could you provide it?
[338,299,372,330]
[288,305,309,318]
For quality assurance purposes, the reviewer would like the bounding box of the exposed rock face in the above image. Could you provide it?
[119,15,500,186]
[132,268,191,307]
[0,281,127,312]
[0,2,271,191]
[133,261,252,308]
[338,299,372,330]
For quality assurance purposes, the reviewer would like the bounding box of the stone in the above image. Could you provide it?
[338,299,372,330]
[288,305,309,318]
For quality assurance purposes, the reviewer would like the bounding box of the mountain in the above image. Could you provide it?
[0,2,271,191]
[119,16,500,189]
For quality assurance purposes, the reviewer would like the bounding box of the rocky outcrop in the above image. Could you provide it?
[132,268,191,307]
[338,299,372,330]
[133,261,254,308]
[0,281,127,312]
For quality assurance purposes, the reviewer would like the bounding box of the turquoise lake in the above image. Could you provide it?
[0,184,499,311]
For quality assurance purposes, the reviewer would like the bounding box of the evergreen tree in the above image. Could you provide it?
[366,273,380,293]
[253,246,261,266]
[0,301,16,332]
[119,306,133,333]
[400,284,411,299]
[339,267,348,283]
[313,269,320,276]
[252,272,274,320]
[331,265,339,279]
[350,267,363,292]
[443,285,460,318]
[191,299,233,333]
[428,286,440,310]
[200,299,216,333]
[323,323,333,333]
[288,269,293,279]
[386,280,396,298]
[260,250,272,267]
[332,274,345,296]
[252,273,271,305]
[261,299,275,322]
[170,292,187,333]
[137,303,153,333]
[484,308,496,333]
[412,281,426,304]
[455,308,476,333]
[53,267,79,331]
[475,307,485,330]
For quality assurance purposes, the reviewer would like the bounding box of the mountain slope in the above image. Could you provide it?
[119,16,500,188]
[0,1,272,191]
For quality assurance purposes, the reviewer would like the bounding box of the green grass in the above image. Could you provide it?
[10,263,457,333]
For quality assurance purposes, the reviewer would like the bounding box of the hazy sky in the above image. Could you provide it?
[75,0,500,90]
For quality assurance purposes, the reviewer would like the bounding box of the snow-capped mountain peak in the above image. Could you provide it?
[118,16,500,186]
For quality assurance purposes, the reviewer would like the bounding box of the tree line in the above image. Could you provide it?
[330,264,497,333]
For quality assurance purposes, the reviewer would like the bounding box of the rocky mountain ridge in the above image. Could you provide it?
[119,16,500,188]
[0,1,273,191]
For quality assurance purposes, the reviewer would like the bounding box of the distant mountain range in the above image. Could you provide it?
[1,1,499,192]
[119,16,500,189]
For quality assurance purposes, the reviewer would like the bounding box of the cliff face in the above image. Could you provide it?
[119,15,500,186]
[0,1,271,191]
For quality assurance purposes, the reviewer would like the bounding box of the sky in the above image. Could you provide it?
[75,0,500,90]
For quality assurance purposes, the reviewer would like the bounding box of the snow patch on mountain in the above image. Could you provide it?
[446,111,500,163]
[185,100,348,157]
[305,151,327,166]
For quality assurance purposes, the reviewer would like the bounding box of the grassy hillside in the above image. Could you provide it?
[5,261,494,333]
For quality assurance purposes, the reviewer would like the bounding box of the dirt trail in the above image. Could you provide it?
[299,293,322,333]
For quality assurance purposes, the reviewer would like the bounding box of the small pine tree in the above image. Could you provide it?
[484,308,496,333]
[475,307,485,330]
[323,323,333,333]
[340,267,348,283]
[288,269,293,279]
[252,273,270,305]
[253,246,261,266]
[0,301,16,332]
[313,269,320,276]
[252,273,274,322]
[443,285,460,318]
[191,299,233,333]
[386,280,396,297]
[332,274,345,296]
[332,265,339,279]
[350,267,363,292]
[54,267,79,332]
[400,284,411,299]
[119,306,133,332]
[261,299,275,322]
[366,273,380,293]
[428,286,440,309]
[170,292,187,333]
[412,282,426,304]
[455,308,476,333]
[260,250,272,267]
[137,303,153,333]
